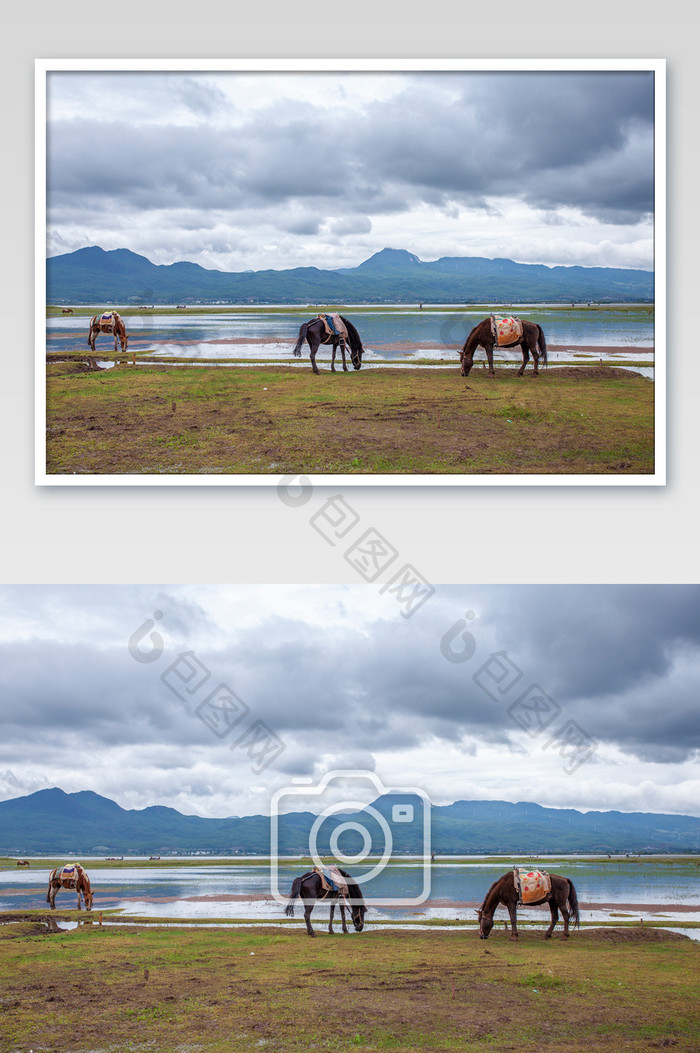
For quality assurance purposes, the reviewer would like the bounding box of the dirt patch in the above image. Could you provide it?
[547,366,645,380]
[575,927,691,943]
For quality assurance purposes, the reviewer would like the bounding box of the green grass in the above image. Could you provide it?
[44,363,655,476]
[0,924,696,1052]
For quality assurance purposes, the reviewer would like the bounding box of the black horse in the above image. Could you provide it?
[292,316,365,374]
[459,317,547,378]
[284,868,366,936]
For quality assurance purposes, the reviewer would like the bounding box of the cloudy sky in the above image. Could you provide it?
[0,585,696,821]
[44,65,656,273]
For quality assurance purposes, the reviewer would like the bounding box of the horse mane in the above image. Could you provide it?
[337,867,365,907]
[479,877,502,911]
[339,316,363,352]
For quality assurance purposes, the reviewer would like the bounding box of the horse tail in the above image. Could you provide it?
[293,322,309,358]
[566,879,580,928]
[284,876,304,916]
[537,324,548,368]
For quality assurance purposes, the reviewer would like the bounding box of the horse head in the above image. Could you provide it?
[352,903,367,931]
[350,343,363,370]
[476,907,493,939]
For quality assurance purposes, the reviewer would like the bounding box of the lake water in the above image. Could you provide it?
[3,858,696,931]
[46,306,655,367]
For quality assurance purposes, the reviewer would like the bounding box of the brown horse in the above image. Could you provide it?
[477,870,579,940]
[88,310,128,353]
[459,317,547,377]
[46,863,94,911]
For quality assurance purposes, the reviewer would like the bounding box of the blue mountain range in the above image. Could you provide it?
[46,246,654,305]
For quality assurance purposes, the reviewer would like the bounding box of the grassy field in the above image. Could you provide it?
[0,921,696,1052]
[44,361,654,477]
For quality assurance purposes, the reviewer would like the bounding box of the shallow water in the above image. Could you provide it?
[3,858,695,926]
[47,307,655,362]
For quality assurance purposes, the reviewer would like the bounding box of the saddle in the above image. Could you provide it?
[318,313,348,341]
[314,865,349,900]
[58,863,82,888]
[491,314,523,347]
[513,866,551,904]
[98,311,118,332]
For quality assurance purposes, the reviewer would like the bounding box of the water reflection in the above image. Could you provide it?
[47,307,655,362]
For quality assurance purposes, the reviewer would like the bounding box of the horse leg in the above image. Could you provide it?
[507,902,519,940]
[545,901,559,939]
[303,900,316,936]
[330,339,337,372]
[340,339,348,372]
[309,337,320,375]
[485,339,495,378]
[340,903,349,933]
[48,883,56,910]
[558,894,570,939]
[517,342,529,377]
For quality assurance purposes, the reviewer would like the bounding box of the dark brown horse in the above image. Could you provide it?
[284,867,366,936]
[477,871,579,940]
[88,310,128,353]
[292,316,364,374]
[459,317,547,377]
[46,863,94,911]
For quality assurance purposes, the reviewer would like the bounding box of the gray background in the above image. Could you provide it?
[4,2,696,585]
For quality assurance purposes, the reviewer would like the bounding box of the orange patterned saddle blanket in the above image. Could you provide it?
[513,866,551,904]
[491,315,524,346]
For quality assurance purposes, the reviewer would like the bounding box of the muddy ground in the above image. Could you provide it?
[44,362,655,476]
[0,921,696,1052]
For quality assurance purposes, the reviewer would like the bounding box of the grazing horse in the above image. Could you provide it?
[459,317,547,377]
[88,310,128,353]
[477,870,579,940]
[292,316,364,374]
[284,867,366,936]
[46,863,94,911]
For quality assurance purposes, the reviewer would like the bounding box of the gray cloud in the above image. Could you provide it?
[45,69,656,270]
[1,585,694,816]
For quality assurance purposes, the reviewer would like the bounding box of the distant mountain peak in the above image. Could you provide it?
[357,248,422,269]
